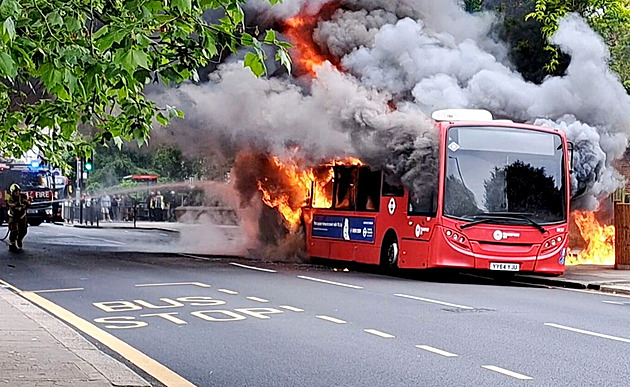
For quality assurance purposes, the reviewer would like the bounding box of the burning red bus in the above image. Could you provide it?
[302,109,571,275]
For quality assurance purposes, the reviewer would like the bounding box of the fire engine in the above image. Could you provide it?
[0,162,54,226]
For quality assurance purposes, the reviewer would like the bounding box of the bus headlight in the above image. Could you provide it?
[541,234,566,253]
[443,228,470,250]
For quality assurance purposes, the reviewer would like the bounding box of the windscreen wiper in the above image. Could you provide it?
[460,212,547,233]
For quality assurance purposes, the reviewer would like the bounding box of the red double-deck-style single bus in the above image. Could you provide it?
[303,109,571,275]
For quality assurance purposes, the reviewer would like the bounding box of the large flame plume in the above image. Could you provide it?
[568,211,615,265]
[283,3,340,76]
[257,156,362,231]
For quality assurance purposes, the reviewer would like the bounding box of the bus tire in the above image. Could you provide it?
[380,232,399,270]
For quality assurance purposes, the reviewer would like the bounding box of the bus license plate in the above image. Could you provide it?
[490,263,519,271]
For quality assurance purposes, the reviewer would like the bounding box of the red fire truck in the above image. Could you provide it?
[303,109,571,275]
[0,162,54,226]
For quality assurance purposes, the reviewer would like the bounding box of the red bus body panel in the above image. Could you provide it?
[305,120,570,275]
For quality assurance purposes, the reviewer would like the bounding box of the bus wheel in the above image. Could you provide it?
[381,233,399,269]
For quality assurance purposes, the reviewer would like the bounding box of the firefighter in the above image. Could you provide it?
[7,183,30,252]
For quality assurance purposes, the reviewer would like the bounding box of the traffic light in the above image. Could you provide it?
[84,160,93,172]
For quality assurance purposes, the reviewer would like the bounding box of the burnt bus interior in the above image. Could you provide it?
[310,165,437,216]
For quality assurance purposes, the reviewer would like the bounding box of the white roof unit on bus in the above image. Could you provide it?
[431,109,493,122]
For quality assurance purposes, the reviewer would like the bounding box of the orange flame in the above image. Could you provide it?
[257,156,362,231]
[284,14,328,75]
[568,211,615,265]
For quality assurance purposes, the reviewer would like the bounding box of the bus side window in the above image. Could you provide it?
[334,167,357,210]
[382,174,404,197]
[408,188,437,216]
[357,168,381,211]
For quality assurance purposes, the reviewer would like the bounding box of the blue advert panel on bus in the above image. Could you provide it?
[312,215,375,242]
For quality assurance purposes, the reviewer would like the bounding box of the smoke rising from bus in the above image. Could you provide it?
[150,0,630,254]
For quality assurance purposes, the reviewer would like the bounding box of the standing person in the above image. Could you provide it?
[100,194,112,222]
[111,195,120,221]
[168,191,177,222]
[148,192,156,221]
[122,194,133,221]
[7,184,31,252]
[154,191,165,221]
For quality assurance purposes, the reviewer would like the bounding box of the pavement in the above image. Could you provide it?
[4,220,630,385]
[0,286,150,386]
[516,264,630,295]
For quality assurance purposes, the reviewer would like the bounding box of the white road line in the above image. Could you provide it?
[364,329,395,338]
[217,289,239,295]
[415,345,458,357]
[75,236,125,245]
[394,293,474,310]
[32,288,84,293]
[482,365,533,380]
[178,253,221,262]
[135,282,211,288]
[603,300,625,305]
[316,315,347,324]
[545,323,630,344]
[297,276,364,289]
[246,296,269,303]
[230,262,277,273]
[279,305,304,312]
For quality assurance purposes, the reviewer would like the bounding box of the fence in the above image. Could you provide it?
[62,200,178,225]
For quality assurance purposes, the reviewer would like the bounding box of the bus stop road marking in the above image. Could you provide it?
[394,293,474,310]
[316,315,347,324]
[364,329,395,338]
[297,276,364,289]
[481,365,533,380]
[15,289,195,387]
[135,282,211,288]
[545,323,630,344]
[246,297,269,303]
[415,345,458,357]
[279,305,304,312]
[31,288,84,293]
[229,262,277,273]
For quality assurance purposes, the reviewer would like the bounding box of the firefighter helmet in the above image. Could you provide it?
[9,183,21,194]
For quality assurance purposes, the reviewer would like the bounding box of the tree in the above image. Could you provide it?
[464,0,484,13]
[526,0,630,86]
[0,0,290,167]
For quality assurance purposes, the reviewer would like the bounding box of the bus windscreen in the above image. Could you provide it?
[444,126,566,224]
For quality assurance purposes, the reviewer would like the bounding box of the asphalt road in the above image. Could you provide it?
[1,224,630,386]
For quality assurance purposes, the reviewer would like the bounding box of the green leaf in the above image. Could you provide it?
[264,30,276,44]
[0,0,21,18]
[173,0,192,13]
[244,52,266,76]
[46,12,63,27]
[276,48,292,74]
[156,112,168,126]
[2,16,15,42]
[120,49,149,73]
[0,51,16,78]
[96,28,127,51]
[202,30,218,57]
